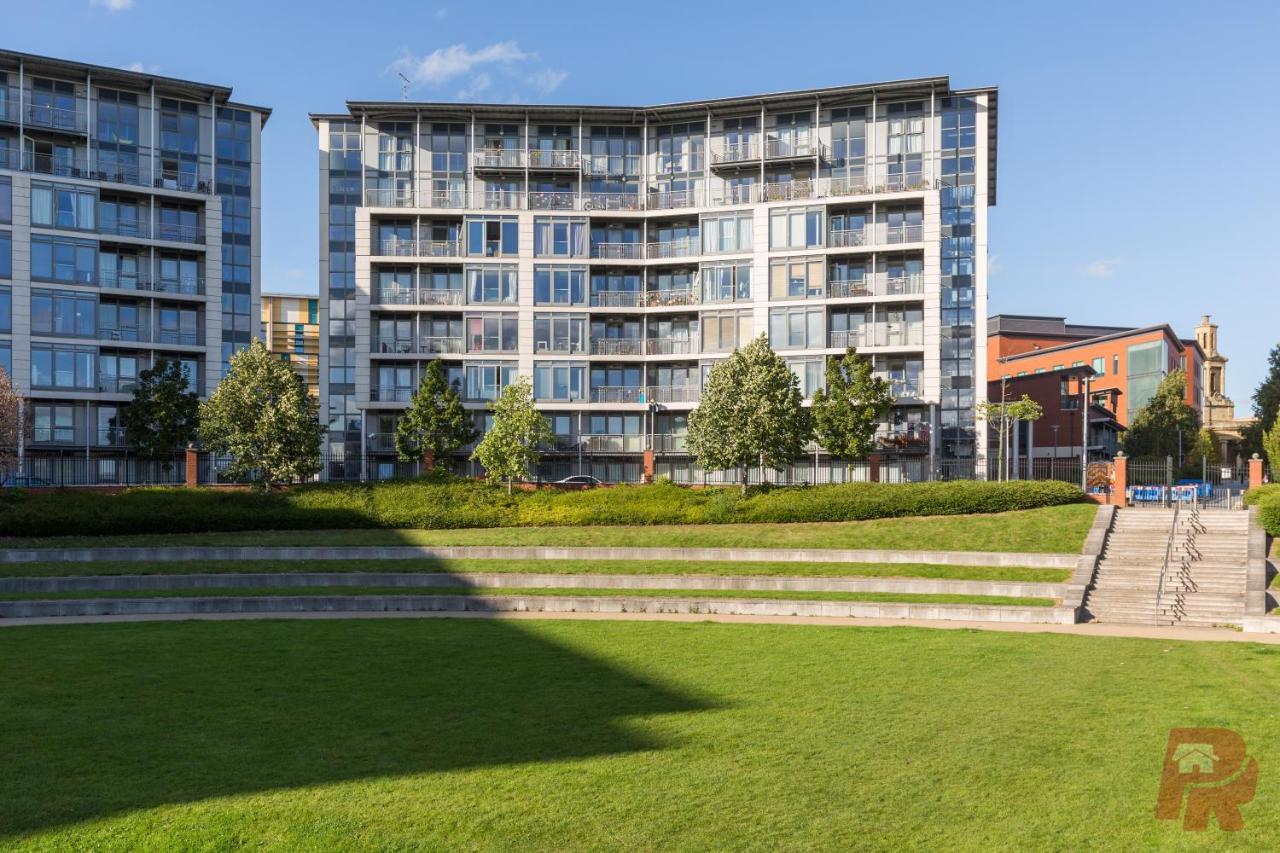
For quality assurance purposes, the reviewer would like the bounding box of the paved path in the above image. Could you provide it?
[3,608,1276,644]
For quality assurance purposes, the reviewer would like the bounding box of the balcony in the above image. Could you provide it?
[886,379,922,399]
[375,238,461,257]
[652,433,689,452]
[645,289,698,308]
[428,190,470,209]
[419,289,466,306]
[829,228,869,249]
[533,340,584,355]
[582,154,641,177]
[646,386,700,404]
[647,189,699,211]
[366,432,398,451]
[645,339,696,356]
[468,336,519,354]
[711,142,759,166]
[883,224,924,244]
[528,149,579,169]
[589,242,644,261]
[371,387,414,403]
[711,185,758,206]
[590,386,645,404]
[99,325,148,343]
[581,433,645,452]
[876,423,930,449]
[528,191,578,211]
[374,338,416,355]
[155,329,203,346]
[23,150,90,179]
[97,427,130,447]
[98,268,153,292]
[589,291,643,308]
[828,325,925,349]
[591,339,644,356]
[153,222,205,245]
[23,98,88,134]
[421,336,465,354]
[373,289,417,305]
[473,149,525,170]
[482,190,524,210]
[760,179,817,202]
[365,187,415,208]
[763,137,824,161]
[646,238,700,260]
[583,192,641,212]
[96,377,139,394]
[827,274,924,300]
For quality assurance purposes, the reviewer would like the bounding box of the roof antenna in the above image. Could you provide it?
[397,72,411,101]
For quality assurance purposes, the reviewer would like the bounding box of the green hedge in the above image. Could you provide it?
[1244,484,1280,507]
[0,478,1086,539]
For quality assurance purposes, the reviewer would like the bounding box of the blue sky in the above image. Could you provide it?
[9,0,1280,404]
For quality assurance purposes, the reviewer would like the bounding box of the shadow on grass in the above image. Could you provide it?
[0,616,718,840]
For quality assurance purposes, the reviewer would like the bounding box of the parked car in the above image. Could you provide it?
[553,475,602,486]
[0,475,54,489]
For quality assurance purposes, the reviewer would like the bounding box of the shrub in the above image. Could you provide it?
[0,478,1086,538]
[1244,484,1280,507]
[1253,491,1280,537]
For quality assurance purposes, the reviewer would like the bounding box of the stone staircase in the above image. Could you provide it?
[1083,507,1250,627]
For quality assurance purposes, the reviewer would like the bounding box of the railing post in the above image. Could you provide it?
[642,449,654,484]
[185,444,199,488]
[868,453,882,484]
[1110,452,1128,507]
[1249,453,1265,492]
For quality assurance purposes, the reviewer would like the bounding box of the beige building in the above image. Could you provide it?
[1194,314,1255,463]
[261,292,319,396]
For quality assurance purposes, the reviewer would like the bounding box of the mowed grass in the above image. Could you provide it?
[0,558,1072,583]
[0,503,1097,553]
[0,586,1056,607]
[2,619,1279,850]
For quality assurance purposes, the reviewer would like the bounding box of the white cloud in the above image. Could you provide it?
[391,41,532,86]
[91,0,135,11]
[1081,258,1121,278]
[526,68,568,96]
[455,73,492,101]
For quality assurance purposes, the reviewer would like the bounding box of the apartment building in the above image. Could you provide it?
[312,77,996,481]
[261,292,320,397]
[0,50,266,473]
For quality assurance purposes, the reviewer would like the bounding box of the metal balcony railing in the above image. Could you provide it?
[591,339,643,356]
[590,387,645,404]
[645,289,698,307]
[647,189,699,210]
[419,289,466,306]
[98,268,152,291]
[420,336,465,354]
[156,330,202,346]
[828,175,872,197]
[533,339,584,355]
[374,338,416,354]
[884,224,924,244]
[98,218,150,239]
[829,228,868,249]
[760,179,817,202]
[474,149,524,169]
[645,339,696,356]
[711,142,759,165]
[366,432,399,451]
[651,433,689,452]
[711,185,758,206]
[528,149,579,169]
[528,191,577,210]
[764,137,820,160]
[371,387,414,403]
[24,99,88,133]
[886,380,922,399]
[581,433,645,452]
[99,326,148,343]
[828,326,925,349]
[583,192,641,211]
[589,242,644,260]
[96,428,130,447]
[483,190,524,210]
[581,154,641,176]
[646,386,700,403]
[365,187,415,207]
[23,150,90,179]
[429,190,470,209]
[374,289,417,305]
[155,276,203,296]
[646,238,700,260]
[97,377,139,394]
[154,222,204,245]
[376,238,461,257]
[589,291,642,308]
[469,336,519,353]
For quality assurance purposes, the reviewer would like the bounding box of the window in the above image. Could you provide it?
[769,257,826,299]
[31,345,96,389]
[0,285,9,332]
[787,357,824,398]
[1126,340,1167,421]
[99,302,144,342]
[701,311,753,353]
[534,362,587,401]
[32,404,79,443]
[534,267,586,305]
[31,182,97,230]
[31,236,96,285]
[466,217,518,257]
[31,289,96,337]
[533,314,586,354]
[700,262,751,303]
[701,213,752,254]
[467,266,517,304]
[769,207,824,249]
[466,314,518,352]
[0,342,10,379]
[589,271,642,306]
[0,176,10,223]
[157,306,200,345]
[465,363,515,401]
[0,230,10,278]
[533,218,587,257]
[769,307,824,350]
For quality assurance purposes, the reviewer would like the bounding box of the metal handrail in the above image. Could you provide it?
[1152,501,1181,625]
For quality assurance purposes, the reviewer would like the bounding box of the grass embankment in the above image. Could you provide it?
[0,558,1071,583]
[0,587,1056,607]
[0,479,1084,538]
[2,619,1277,848]
[0,504,1098,554]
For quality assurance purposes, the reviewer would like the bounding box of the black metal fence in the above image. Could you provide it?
[1124,456,1249,509]
[11,453,186,488]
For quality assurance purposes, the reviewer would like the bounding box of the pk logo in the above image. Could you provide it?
[1155,728,1258,831]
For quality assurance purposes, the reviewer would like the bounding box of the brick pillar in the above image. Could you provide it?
[642,449,655,484]
[185,445,199,488]
[1249,453,1265,491]
[1110,452,1127,506]
[868,453,882,484]
[422,449,435,472]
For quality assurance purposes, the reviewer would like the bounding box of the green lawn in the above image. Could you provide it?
[0,503,1097,554]
[0,586,1056,607]
[0,558,1072,583]
[1,619,1277,850]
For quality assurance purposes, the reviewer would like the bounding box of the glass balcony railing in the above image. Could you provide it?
[527,149,579,169]
[828,325,925,349]
[645,339,696,356]
[651,433,689,451]
[645,289,698,307]
[589,242,644,260]
[370,387,414,403]
[711,141,759,165]
[647,189,700,210]
[827,274,924,299]
[646,386,700,404]
[590,386,645,404]
[590,339,644,356]
[589,291,643,308]
[646,238,700,260]
[527,191,577,210]
[474,149,524,169]
[420,336,465,354]
[581,433,645,452]
[375,238,461,257]
[583,192,641,211]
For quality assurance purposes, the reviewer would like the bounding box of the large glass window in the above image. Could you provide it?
[0,285,10,332]
[0,230,10,278]
[533,218,588,258]
[466,217,518,257]
[700,262,751,303]
[0,176,10,223]
[769,207,824,249]
[533,314,586,354]
[769,257,825,299]
[1126,340,1168,421]
[31,345,96,389]
[467,266,518,304]
[31,289,96,337]
[702,214,752,254]
[31,236,96,284]
[466,314,518,352]
[31,182,97,230]
[769,307,825,350]
[534,362,587,401]
[787,357,825,398]
[534,266,586,305]
[0,342,10,379]
[701,311,753,353]
[465,363,515,401]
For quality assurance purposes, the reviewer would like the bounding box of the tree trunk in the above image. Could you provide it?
[507,477,513,495]
[740,463,747,496]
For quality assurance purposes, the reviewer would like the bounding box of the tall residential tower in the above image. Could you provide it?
[311,77,995,481]
[0,50,267,478]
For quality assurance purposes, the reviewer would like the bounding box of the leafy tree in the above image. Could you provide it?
[811,347,895,465]
[1241,342,1280,457]
[198,340,324,491]
[470,376,553,494]
[1262,418,1280,473]
[1189,427,1220,472]
[395,360,477,468]
[121,359,199,468]
[1121,369,1199,461]
[0,367,27,480]
[977,387,1043,482]
[686,334,813,494]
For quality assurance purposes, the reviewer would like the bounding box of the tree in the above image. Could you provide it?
[810,347,895,466]
[121,359,199,469]
[1262,418,1280,474]
[977,386,1043,481]
[198,340,324,491]
[0,367,26,480]
[686,334,813,494]
[1121,369,1199,461]
[395,360,477,468]
[1189,427,1220,472]
[1241,343,1280,458]
[470,376,553,494]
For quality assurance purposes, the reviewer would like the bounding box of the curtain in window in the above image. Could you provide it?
[31,186,53,226]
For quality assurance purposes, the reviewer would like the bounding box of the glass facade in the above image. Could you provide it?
[326,121,362,479]
[216,107,255,376]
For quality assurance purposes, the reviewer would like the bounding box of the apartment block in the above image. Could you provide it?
[312,77,996,481]
[0,50,266,468]
[261,292,320,397]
